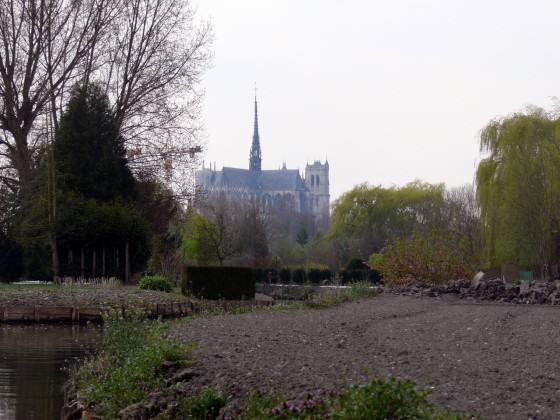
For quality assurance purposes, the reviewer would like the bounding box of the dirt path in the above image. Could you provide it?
[169,295,560,419]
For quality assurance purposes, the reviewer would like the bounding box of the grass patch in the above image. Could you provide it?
[242,377,465,419]
[72,317,193,418]
[306,282,377,309]
[349,281,378,299]
[158,388,226,419]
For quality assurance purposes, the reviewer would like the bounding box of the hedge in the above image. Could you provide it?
[255,267,333,284]
[339,269,382,285]
[253,267,380,285]
[307,268,332,284]
[182,266,255,300]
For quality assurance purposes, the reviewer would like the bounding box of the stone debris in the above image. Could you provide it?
[386,277,560,305]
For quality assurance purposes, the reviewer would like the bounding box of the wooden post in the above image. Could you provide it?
[81,248,85,278]
[125,241,130,284]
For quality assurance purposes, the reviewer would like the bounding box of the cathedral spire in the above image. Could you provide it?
[249,89,262,171]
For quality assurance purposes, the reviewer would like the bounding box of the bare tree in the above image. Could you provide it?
[0,0,115,191]
[95,0,212,200]
[0,0,212,206]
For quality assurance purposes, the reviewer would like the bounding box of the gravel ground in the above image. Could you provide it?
[170,295,560,419]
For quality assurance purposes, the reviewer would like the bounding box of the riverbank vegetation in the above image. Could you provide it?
[71,318,193,418]
[242,378,465,419]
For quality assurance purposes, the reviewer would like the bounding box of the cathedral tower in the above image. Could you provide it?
[305,160,330,231]
[249,95,262,171]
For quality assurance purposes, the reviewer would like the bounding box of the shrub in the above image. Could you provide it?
[346,258,367,270]
[368,252,384,270]
[182,266,255,300]
[139,275,172,292]
[382,230,475,284]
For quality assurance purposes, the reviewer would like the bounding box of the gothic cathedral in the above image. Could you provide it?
[196,95,330,232]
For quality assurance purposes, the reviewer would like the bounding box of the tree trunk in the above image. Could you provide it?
[125,241,130,284]
[49,235,59,283]
[92,248,96,278]
[81,247,85,278]
[102,246,106,278]
[68,249,73,277]
[116,247,120,277]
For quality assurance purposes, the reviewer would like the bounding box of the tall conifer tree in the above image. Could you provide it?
[54,84,136,202]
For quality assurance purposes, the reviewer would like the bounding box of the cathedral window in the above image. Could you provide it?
[311,175,315,186]
[316,175,320,185]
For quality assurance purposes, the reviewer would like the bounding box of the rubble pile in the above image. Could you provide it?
[386,277,560,305]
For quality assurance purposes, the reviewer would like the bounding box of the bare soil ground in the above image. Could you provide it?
[170,295,560,419]
[0,284,188,307]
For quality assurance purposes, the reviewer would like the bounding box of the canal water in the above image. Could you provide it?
[0,324,100,420]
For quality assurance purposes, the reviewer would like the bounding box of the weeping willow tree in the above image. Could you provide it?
[476,108,560,267]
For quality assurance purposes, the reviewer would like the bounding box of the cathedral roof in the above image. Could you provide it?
[259,169,306,191]
[198,167,306,192]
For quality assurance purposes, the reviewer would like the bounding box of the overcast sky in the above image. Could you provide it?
[194,0,559,200]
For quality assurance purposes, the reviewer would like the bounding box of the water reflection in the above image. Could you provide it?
[0,324,100,420]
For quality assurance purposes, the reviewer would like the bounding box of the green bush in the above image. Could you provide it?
[241,377,464,419]
[139,275,172,292]
[182,266,255,300]
[368,252,384,270]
